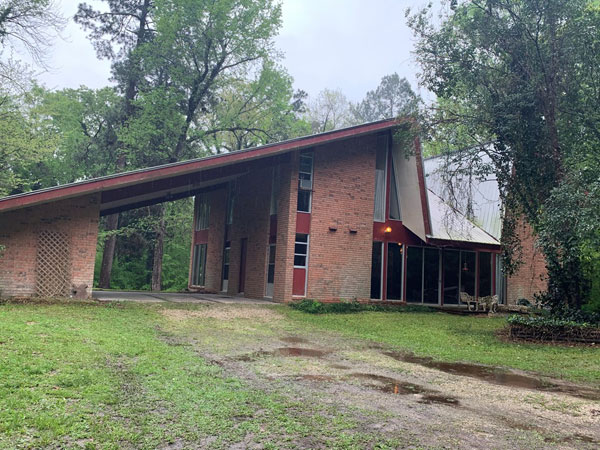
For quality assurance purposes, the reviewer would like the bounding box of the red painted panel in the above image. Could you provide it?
[372,221,423,245]
[194,229,209,243]
[296,212,311,234]
[293,268,306,296]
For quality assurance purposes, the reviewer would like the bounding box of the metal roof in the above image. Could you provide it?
[426,189,500,246]
[423,150,502,240]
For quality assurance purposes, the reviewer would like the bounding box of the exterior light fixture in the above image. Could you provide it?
[462,261,469,272]
[384,226,392,233]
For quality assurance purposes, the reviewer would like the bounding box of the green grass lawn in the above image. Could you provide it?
[0,301,400,449]
[282,308,600,384]
[1,301,598,449]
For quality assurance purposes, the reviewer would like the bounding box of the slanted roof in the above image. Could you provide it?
[0,119,398,214]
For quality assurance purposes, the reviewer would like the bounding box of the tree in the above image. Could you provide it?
[409,0,600,314]
[0,0,65,88]
[305,88,354,133]
[352,73,421,123]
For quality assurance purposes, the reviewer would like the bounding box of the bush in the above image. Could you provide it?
[507,314,600,343]
[289,299,436,314]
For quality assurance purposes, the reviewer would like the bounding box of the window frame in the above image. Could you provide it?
[373,136,388,222]
[191,243,207,287]
[195,193,210,231]
[297,152,314,213]
[293,233,310,269]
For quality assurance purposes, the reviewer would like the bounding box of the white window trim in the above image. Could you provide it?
[293,234,310,269]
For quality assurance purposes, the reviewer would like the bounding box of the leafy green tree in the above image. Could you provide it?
[305,88,354,133]
[352,73,421,123]
[409,0,600,314]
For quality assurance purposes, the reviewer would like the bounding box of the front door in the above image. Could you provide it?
[239,238,247,293]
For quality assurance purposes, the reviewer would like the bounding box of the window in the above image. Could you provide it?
[371,242,383,299]
[221,241,230,291]
[191,244,207,286]
[443,249,476,304]
[294,233,309,268]
[406,246,423,302]
[389,155,401,220]
[423,248,440,304]
[406,247,440,304]
[373,135,388,222]
[226,181,236,225]
[297,152,313,212]
[270,166,280,215]
[266,244,276,297]
[195,193,210,230]
[386,243,404,300]
[479,252,492,298]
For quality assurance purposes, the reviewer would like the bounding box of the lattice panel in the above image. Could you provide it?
[36,230,71,297]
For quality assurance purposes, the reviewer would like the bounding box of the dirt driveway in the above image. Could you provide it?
[159,303,600,449]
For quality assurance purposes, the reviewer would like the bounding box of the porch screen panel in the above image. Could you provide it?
[461,251,476,297]
[479,252,492,297]
[386,243,403,300]
[373,143,387,222]
[406,247,423,303]
[423,248,440,304]
[370,242,383,299]
[443,250,460,304]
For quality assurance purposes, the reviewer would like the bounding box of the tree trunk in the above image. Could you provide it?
[98,213,119,289]
[151,205,166,291]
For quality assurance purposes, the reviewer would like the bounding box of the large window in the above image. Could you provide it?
[479,252,492,298]
[371,242,383,299]
[373,136,387,222]
[195,193,210,230]
[406,247,440,304]
[266,244,276,297]
[226,181,236,225]
[270,166,280,215]
[191,244,207,286]
[297,152,313,212]
[221,241,230,291]
[294,233,309,267]
[443,249,476,304]
[389,156,401,220]
[386,243,403,300]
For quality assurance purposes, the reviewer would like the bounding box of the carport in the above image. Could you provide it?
[0,121,396,299]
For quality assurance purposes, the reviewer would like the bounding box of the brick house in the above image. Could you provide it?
[0,119,545,303]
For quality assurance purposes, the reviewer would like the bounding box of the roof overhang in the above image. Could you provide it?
[0,119,399,214]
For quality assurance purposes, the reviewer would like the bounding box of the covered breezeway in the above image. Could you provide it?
[0,120,397,299]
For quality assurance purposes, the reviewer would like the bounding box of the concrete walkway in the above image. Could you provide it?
[92,290,276,304]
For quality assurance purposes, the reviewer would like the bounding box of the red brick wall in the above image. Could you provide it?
[0,194,100,298]
[507,218,548,304]
[273,158,296,303]
[305,134,377,301]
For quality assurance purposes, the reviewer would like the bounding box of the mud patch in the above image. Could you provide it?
[235,347,329,361]
[280,336,310,344]
[330,364,350,370]
[383,351,600,401]
[545,433,599,445]
[299,375,335,382]
[347,373,460,406]
[161,307,283,322]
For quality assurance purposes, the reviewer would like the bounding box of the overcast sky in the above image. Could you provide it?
[38,0,431,102]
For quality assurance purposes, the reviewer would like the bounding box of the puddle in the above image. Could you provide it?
[280,337,310,344]
[348,373,460,406]
[383,351,600,401]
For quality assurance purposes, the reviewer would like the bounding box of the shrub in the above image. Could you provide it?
[507,314,600,343]
[289,299,436,314]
